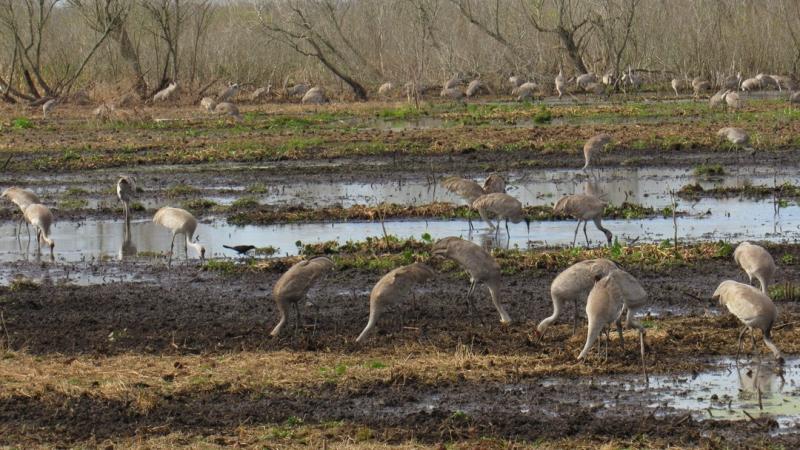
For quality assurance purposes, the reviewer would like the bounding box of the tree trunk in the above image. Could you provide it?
[112,26,148,98]
[310,40,368,100]
[558,27,588,74]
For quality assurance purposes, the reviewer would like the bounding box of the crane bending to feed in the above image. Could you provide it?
[153,207,205,264]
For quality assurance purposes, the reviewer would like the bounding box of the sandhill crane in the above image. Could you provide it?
[93,103,116,121]
[223,244,256,256]
[153,207,205,264]
[200,97,217,112]
[740,77,761,92]
[576,73,597,89]
[601,72,615,86]
[287,83,310,97]
[24,204,54,259]
[555,70,566,98]
[42,98,58,119]
[1,187,40,240]
[536,258,619,338]
[355,263,435,343]
[509,76,525,94]
[465,79,484,97]
[621,67,641,91]
[249,86,271,102]
[692,77,711,97]
[153,82,178,102]
[583,133,612,171]
[756,73,779,90]
[722,90,742,110]
[472,193,530,234]
[431,237,511,324]
[554,194,613,246]
[378,82,394,97]
[713,280,781,361]
[440,87,464,101]
[213,102,243,122]
[723,72,742,91]
[670,78,682,97]
[709,89,727,109]
[444,73,462,90]
[118,219,137,260]
[442,175,505,230]
[584,82,606,96]
[218,83,239,102]
[515,82,537,101]
[270,256,335,336]
[772,75,796,91]
[733,242,775,294]
[717,127,752,151]
[578,269,648,381]
[791,91,800,105]
[302,87,328,104]
[116,176,136,224]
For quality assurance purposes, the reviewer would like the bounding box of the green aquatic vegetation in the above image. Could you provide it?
[693,164,725,177]
[165,184,200,197]
[181,198,218,212]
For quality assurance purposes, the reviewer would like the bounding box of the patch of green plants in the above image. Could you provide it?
[533,106,553,124]
[165,184,200,197]
[63,187,89,197]
[246,183,268,194]
[9,278,39,291]
[203,260,238,274]
[255,246,278,256]
[769,281,800,302]
[377,105,425,120]
[693,164,725,177]
[181,198,218,211]
[230,196,260,210]
[11,117,33,129]
[58,198,88,210]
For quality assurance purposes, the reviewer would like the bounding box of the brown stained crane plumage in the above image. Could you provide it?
[302,87,328,104]
[553,194,613,246]
[153,207,205,264]
[431,237,511,324]
[582,133,612,170]
[23,203,55,260]
[733,242,775,294]
[116,176,136,224]
[536,258,619,338]
[213,102,242,122]
[465,79,484,97]
[578,269,649,381]
[441,174,506,230]
[717,127,752,151]
[217,83,239,102]
[355,262,435,343]
[271,257,335,337]
[472,192,530,234]
[713,280,782,362]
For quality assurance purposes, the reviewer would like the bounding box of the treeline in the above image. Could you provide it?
[1,0,799,102]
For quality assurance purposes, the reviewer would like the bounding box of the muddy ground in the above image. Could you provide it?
[1,250,799,447]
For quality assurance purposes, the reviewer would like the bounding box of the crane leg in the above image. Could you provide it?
[505,219,510,236]
[293,302,301,334]
[169,234,176,266]
[736,326,748,363]
[583,221,590,246]
[572,220,582,246]
[572,298,578,335]
[639,330,648,385]
[465,279,477,316]
[616,316,625,353]
[750,328,759,358]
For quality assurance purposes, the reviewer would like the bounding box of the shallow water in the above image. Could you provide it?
[0,193,797,264]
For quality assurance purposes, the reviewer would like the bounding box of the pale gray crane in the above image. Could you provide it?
[440,87,464,101]
[465,79,484,98]
[509,76,525,94]
[553,194,613,246]
[717,127,752,151]
[24,203,55,259]
[791,91,800,105]
[722,90,742,110]
[576,73,597,89]
[213,102,243,122]
[431,237,511,324]
[442,174,506,230]
[287,83,310,97]
[217,83,240,102]
[601,72,615,86]
[583,133,613,170]
[723,72,742,91]
[378,82,394,97]
[153,82,178,102]
[355,262,435,343]
[733,242,775,294]
[200,97,217,112]
[515,82,537,101]
[772,75,796,91]
[583,82,606,96]
[670,78,682,97]
[1,187,40,240]
[578,269,648,381]
[153,206,205,264]
[620,67,641,91]
[692,77,711,97]
[472,192,530,234]
[270,256,335,336]
[555,70,566,98]
[536,258,619,338]
[712,280,781,361]
[444,73,462,90]
[709,89,727,109]
[740,77,761,92]
[756,73,779,90]
[116,176,136,224]
[302,87,328,104]
[42,98,58,119]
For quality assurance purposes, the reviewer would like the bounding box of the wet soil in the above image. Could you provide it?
[1,253,799,446]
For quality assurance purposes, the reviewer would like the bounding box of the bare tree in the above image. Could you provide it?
[522,0,593,74]
[590,0,639,79]
[255,0,369,100]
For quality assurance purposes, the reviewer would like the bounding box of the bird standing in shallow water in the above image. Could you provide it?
[153,207,205,264]
[553,194,613,246]
[271,257,335,336]
[713,280,782,363]
[23,204,55,260]
[442,174,506,231]
[733,242,775,294]
[116,176,136,224]
[471,192,530,235]
[1,187,40,240]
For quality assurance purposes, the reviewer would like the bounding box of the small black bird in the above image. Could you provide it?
[223,244,256,256]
